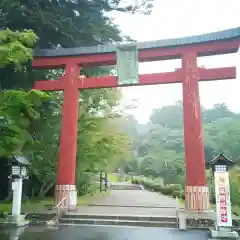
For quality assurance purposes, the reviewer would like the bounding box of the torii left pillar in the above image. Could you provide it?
[55,63,80,209]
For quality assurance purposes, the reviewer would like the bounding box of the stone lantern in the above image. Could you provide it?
[207,153,238,239]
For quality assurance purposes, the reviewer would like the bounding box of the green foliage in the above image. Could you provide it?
[0,0,153,91]
[0,1,147,198]
[0,29,37,69]
[229,167,240,206]
[132,176,184,198]
[0,29,48,158]
[0,90,50,157]
[77,114,133,171]
[0,0,152,49]
[126,101,240,209]
[150,101,183,129]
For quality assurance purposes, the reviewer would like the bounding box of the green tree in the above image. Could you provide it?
[129,101,240,196]
[202,103,234,124]
[0,0,153,90]
[0,29,37,69]
[0,1,152,198]
[150,101,183,129]
[0,29,50,158]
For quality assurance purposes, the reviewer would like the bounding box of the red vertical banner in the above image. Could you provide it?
[215,172,232,227]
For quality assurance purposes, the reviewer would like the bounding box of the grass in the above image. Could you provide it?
[108,174,118,182]
[0,197,54,213]
[78,190,110,205]
[108,174,131,183]
[178,199,185,205]
[0,203,11,213]
[0,190,110,216]
[232,205,240,217]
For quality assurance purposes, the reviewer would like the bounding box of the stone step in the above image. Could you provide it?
[26,213,55,220]
[26,213,56,224]
[109,184,142,190]
[87,204,181,208]
[59,218,177,228]
[62,214,177,222]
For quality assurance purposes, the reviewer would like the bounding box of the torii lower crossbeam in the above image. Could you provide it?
[35,67,235,90]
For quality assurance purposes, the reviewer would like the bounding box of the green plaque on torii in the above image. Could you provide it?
[116,42,139,85]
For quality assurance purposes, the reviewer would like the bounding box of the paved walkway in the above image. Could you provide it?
[91,190,178,208]
[76,189,182,217]
[76,206,178,216]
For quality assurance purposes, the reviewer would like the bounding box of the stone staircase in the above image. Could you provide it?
[59,214,178,228]
[25,187,240,232]
[27,210,240,232]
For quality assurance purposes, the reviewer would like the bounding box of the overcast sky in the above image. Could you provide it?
[109,0,240,123]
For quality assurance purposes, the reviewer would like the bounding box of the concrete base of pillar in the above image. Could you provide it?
[55,184,77,211]
[2,214,29,227]
[209,228,238,239]
[178,211,187,230]
[186,186,209,211]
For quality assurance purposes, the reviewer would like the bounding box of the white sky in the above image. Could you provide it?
[109,0,240,123]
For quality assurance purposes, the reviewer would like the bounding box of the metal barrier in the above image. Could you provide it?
[176,197,180,228]
[46,193,70,226]
[176,197,188,230]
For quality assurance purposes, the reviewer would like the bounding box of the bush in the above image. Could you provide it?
[131,179,140,184]
[169,184,182,192]
[151,183,162,192]
[172,190,184,198]
[131,177,184,199]
[153,177,164,185]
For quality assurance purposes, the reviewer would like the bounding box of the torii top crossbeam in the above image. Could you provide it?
[33,27,240,66]
[32,27,240,211]
[33,27,240,90]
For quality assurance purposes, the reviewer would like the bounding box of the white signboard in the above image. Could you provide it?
[12,181,17,191]
[214,171,232,227]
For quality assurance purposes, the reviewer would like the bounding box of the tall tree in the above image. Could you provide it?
[127,101,240,193]
[0,29,50,157]
[0,1,152,197]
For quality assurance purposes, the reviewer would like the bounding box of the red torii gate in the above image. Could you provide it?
[33,27,240,211]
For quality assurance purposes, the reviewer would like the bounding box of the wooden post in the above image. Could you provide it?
[55,63,80,209]
[100,171,103,192]
[182,52,209,211]
[104,172,108,192]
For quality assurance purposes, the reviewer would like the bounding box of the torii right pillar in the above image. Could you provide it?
[182,52,209,211]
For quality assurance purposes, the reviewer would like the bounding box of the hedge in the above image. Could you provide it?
[132,177,184,199]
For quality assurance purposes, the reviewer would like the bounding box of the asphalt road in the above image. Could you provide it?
[0,225,210,240]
